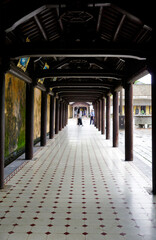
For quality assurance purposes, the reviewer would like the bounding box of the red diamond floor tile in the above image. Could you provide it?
[1,119,155,239]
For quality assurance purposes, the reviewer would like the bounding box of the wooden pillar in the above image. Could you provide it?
[151,63,156,194]
[25,83,34,159]
[72,106,74,118]
[120,89,123,115]
[63,102,65,127]
[64,103,66,127]
[125,83,133,161]
[106,95,111,139]
[59,101,62,131]
[65,103,68,125]
[0,69,5,189]
[113,91,119,147]
[93,103,96,127]
[49,95,55,139]
[95,103,97,127]
[62,102,64,128]
[99,100,102,132]
[41,91,47,146]
[101,97,105,135]
[55,98,59,134]
[64,103,66,126]
[96,101,99,129]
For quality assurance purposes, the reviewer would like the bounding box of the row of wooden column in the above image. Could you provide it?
[92,61,156,195]
[1,70,156,194]
[93,95,111,140]
[26,86,68,152]
[0,79,68,189]
[94,83,133,159]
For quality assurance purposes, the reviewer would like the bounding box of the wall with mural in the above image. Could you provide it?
[34,88,41,140]
[5,73,52,165]
[5,73,26,159]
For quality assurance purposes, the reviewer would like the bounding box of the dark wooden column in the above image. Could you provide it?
[93,103,95,126]
[125,83,133,161]
[120,89,123,115]
[101,97,105,135]
[95,103,97,127]
[150,60,156,194]
[41,91,47,146]
[96,101,99,129]
[25,83,34,159]
[0,68,5,189]
[49,95,55,139]
[99,100,102,132]
[55,98,59,134]
[113,91,119,147]
[62,102,64,127]
[63,102,65,128]
[59,101,62,131]
[65,103,68,125]
[106,95,111,139]
[64,103,66,127]
[95,102,97,128]
[64,102,66,126]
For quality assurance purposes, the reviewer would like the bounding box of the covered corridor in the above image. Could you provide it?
[0,119,155,240]
[0,1,156,239]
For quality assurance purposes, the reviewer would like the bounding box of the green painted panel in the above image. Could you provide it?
[5,73,26,158]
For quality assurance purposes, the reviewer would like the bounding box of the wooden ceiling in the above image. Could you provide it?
[1,0,154,103]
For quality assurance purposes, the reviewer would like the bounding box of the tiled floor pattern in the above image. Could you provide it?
[119,127,152,181]
[0,119,156,240]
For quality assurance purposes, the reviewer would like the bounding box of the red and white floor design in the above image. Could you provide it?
[0,119,156,240]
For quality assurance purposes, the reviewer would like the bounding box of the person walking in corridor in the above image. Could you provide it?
[90,110,94,125]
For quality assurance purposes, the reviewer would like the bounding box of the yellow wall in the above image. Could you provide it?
[5,73,26,157]
[68,105,73,118]
[133,106,151,115]
[4,74,55,162]
[34,88,41,139]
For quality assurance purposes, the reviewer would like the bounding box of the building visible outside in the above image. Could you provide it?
[68,75,152,126]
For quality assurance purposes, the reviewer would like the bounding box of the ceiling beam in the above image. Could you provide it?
[36,69,123,79]
[62,97,101,102]
[47,80,120,89]
[8,42,149,60]
[50,84,113,89]
[55,89,106,94]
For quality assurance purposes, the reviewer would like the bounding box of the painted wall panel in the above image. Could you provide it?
[34,88,41,139]
[5,73,26,157]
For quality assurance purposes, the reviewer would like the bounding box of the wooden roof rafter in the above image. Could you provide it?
[1,0,154,104]
[113,14,126,41]
[34,15,48,40]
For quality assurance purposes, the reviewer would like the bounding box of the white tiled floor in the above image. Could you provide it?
[0,118,156,240]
